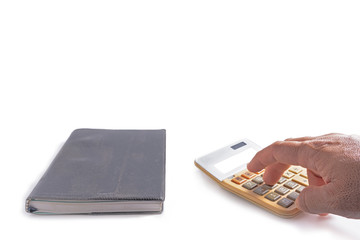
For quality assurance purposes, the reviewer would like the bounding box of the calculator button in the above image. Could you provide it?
[277,177,287,184]
[287,192,299,201]
[288,166,303,174]
[241,171,256,179]
[275,186,290,195]
[292,175,309,186]
[253,185,270,196]
[242,181,257,190]
[300,171,308,179]
[283,171,295,179]
[265,192,281,201]
[277,198,294,208]
[231,176,246,185]
[284,181,299,189]
[252,176,264,184]
[296,186,305,193]
[255,169,265,174]
[263,184,278,190]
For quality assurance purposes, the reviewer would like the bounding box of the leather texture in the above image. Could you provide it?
[27,129,166,204]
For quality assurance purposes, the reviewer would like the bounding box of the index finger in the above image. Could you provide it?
[247,140,317,172]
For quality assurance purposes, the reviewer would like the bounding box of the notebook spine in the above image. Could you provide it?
[25,198,30,213]
[25,198,37,213]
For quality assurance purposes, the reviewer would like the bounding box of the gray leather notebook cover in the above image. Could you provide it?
[26,129,166,214]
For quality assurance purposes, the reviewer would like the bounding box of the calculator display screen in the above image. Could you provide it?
[231,141,247,150]
[214,148,257,173]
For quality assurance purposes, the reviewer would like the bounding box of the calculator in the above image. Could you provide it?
[194,139,309,218]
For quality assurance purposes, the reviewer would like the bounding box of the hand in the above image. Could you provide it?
[247,133,360,219]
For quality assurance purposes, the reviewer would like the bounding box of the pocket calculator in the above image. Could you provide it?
[194,139,309,218]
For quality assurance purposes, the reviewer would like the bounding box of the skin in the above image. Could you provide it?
[247,133,360,219]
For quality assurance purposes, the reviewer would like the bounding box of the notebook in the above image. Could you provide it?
[25,129,166,214]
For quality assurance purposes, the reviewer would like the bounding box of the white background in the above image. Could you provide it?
[1,0,360,239]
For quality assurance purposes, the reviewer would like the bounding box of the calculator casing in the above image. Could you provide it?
[194,139,301,218]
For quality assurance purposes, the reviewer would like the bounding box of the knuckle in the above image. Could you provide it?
[273,140,283,146]
[298,141,323,172]
[325,132,339,136]
[300,140,325,156]
[272,140,284,150]
[301,140,319,150]
[299,140,310,149]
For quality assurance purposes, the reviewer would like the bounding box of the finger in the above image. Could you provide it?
[295,183,335,214]
[248,140,317,173]
[285,136,315,142]
[307,169,326,186]
[247,144,276,172]
[262,163,290,185]
[321,133,341,137]
[307,169,329,216]
[286,133,340,142]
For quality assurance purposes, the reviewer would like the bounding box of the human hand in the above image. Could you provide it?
[247,133,360,219]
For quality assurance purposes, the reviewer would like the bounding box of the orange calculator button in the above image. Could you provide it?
[231,176,246,185]
[241,171,256,179]
[255,169,265,174]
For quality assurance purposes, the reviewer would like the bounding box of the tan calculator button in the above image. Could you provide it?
[231,176,246,185]
[288,166,303,174]
[292,175,309,186]
[300,171,308,179]
[255,169,265,174]
[283,171,295,179]
[241,171,256,179]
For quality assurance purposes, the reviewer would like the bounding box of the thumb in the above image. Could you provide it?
[296,184,335,215]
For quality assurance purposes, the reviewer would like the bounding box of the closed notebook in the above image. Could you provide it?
[26,129,166,214]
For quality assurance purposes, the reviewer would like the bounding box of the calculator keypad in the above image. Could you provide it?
[226,166,309,214]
